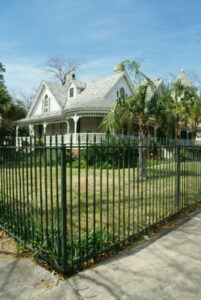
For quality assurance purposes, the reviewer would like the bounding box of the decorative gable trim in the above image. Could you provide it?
[26,81,44,118]
[27,81,62,118]
[104,71,134,99]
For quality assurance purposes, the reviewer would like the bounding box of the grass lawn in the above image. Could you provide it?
[0,160,201,244]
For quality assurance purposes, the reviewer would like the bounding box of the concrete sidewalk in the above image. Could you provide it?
[1,210,201,300]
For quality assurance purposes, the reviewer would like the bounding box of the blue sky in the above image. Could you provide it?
[1,0,201,95]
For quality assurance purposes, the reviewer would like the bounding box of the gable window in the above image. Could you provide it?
[43,95,49,113]
[69,88,74,98]
[120,87,126,100]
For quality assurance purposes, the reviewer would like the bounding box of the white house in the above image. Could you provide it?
[15,66,201,145]
[16,65,135,144]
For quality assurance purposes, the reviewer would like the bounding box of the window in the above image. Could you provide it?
[43,95,49,112]
[69,88,74,98]
[120,87,126,100]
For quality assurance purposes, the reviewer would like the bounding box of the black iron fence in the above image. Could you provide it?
[0,135,201,273]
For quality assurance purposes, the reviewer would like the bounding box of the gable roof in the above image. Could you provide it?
[176,69,193,87]
[27,81,68,117]
[69,79,86,90]
[44,81,68,107]
[135,78,164,102]
[25,69,134,121]
[63,71,133,112]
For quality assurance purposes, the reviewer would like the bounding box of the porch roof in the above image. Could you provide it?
[15,111,64,126]
[15,110,107,126]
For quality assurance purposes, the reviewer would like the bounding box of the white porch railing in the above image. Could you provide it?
[16,133,106,147]
[15,135,201,147]
[168,138,201,146]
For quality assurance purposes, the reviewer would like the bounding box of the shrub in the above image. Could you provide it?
[72,159,86,169]
[80,137,139,169]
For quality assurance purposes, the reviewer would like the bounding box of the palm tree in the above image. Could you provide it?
[186,95,201,143]
[101,61,165,178]
[167,80,196,143]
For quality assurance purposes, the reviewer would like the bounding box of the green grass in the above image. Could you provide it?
[0,160,201,244]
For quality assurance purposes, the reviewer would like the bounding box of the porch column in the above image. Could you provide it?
[43,122,47,135]
[29,124,34,136]
[72,114,80,144]
[186,130,190,145]
[16,125,19,147]
[16,125,19,138]
[154,126,158,140]
[66,120,70,134]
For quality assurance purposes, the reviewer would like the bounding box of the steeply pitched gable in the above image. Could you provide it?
[27,81,67,117]
[44,81,68,108]
[176,70,193,87]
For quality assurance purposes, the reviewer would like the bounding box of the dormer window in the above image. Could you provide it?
[69,88,74,98]
[43,95,49,113]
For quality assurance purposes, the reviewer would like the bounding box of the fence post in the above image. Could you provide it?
[176,145,180,210]
[61,140,67,271]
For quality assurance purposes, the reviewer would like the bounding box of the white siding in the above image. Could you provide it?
[105,75,133,104]
[68,83,82,99]
[31,85,61,116]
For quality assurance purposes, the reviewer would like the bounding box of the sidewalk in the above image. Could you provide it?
[1,209,201,300]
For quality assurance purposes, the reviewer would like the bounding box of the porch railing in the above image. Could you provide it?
[169,138,201,146]
[15,134,201,148]
[16,133,106,147]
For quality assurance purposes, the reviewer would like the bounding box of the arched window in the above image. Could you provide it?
[69,87,74,98]
[43,95,49,113]
[120,87,126,100]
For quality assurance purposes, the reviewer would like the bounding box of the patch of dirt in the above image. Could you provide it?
[0,229,30,259]
[33,278,56,290]
[0,230,17,255]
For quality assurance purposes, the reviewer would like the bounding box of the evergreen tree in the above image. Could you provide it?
[0,62,28,135]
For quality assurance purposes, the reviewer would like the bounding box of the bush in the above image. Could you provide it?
[72,159,86,169]
[146,157,171,167]
[80,137,139,169]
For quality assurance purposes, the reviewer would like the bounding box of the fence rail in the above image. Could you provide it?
[0,135,201,273]
[15,134,201,147]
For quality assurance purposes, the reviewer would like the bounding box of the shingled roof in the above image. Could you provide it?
[18,68,134,125]
[44,81,68,107]
[63,71,130,112]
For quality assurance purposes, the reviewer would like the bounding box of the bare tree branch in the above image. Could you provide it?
[11,88,37,111]
[42,54,85,85]
[186,70,201,94]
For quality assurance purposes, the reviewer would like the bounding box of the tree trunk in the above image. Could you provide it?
[191,126,196,148]
[175,116,179,145]
[139,121,148,179]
